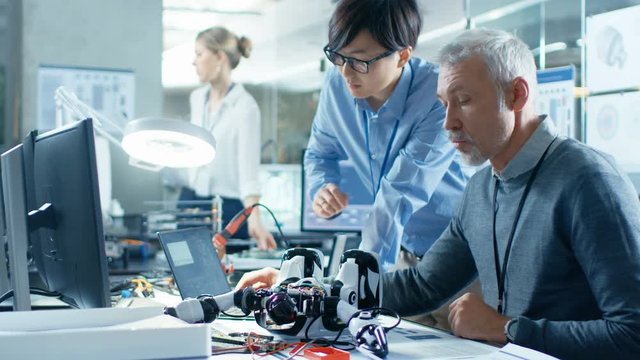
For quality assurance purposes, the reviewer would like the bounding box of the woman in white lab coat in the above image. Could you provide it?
[181,26,276,250]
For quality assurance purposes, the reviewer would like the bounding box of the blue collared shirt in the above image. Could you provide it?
[304,58,469,269]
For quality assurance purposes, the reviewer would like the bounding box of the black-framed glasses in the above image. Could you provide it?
[323,45,395,74]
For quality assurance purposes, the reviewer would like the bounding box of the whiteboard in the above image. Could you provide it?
[585,92,640,172]
[586,5,640,93]
[37,65,135,132]
[535,66,576,138]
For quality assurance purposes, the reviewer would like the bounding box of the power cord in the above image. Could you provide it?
[0,288,62,303]
[252,203,289,249]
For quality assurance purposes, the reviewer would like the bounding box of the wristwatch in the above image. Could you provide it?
[504,318,519,343]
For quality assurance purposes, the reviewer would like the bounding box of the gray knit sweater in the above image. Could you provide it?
[382,117,640,359]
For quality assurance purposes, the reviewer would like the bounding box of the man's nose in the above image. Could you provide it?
[443,107,460,131]
[340,61,357,77]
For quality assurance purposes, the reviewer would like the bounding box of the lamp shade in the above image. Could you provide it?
[122,118,216,168]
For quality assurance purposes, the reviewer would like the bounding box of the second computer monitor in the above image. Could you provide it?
[29,118,110,309]
[301,157,373,232]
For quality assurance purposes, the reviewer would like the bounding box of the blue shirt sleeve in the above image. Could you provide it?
[303,72,348,199]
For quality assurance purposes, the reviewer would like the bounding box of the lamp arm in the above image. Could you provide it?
[93,125,124,150]
[54,86,124,135]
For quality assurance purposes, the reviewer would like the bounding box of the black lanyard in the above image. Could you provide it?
[492,137,556,314]
[363,111,399,201]
[361,62,414,202]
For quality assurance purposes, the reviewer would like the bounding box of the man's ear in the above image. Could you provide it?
[398,46,413,67]
[507,77,529,112]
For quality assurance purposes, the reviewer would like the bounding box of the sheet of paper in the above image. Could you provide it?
[471,343,559,360]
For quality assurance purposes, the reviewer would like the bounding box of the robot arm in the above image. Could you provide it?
[164,248,392,359]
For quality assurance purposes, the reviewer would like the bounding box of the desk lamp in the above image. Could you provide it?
[54,86,216,170]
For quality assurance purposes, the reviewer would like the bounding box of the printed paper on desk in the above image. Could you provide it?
[386,321,495,359]
[473,343,560,360]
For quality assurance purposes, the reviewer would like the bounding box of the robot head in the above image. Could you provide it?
[331,249,382,309]
[275,248,324,286]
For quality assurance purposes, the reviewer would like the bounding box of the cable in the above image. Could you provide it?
[0,288,62,303]
[220,309,250,318]
[304,315,322,340]
[329,306,401,350]
[346,307,402,332]
[253,203,289,248]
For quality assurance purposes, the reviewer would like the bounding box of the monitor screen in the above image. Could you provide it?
[301,156,373,232]
[29,118,110,308]
[157,227,231,299]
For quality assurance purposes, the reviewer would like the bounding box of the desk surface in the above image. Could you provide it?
[114,291,497,359]
[208,316,496,359]
[1,290,553,359]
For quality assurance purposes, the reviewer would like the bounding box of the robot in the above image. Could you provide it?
[165,248,393,359]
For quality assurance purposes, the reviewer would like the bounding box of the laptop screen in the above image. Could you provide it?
[157,227,230,299]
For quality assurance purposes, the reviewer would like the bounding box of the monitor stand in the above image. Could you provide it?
[0,235,9,295]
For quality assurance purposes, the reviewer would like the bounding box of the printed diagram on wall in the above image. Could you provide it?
[37,65,135,132]
[586,92,640,172]
[535,66,575,138]
[586,4,640,93]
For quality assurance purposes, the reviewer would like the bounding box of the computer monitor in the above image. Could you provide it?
[30,118,110,309]
[1,144,33,310]
[0,118,110,309]
[301,154,373,232]
[0,163,5,237]
[0,163,8,295]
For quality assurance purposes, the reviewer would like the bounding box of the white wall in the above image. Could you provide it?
[0,0,20,150]
[20,0,164,213]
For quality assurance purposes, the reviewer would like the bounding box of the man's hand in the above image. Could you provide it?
[248,214,277,250]
[235,267,280,290]
[448,292,510,344]
[312,183,348,218]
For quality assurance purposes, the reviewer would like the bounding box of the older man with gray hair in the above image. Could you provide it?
[382,28,640,359]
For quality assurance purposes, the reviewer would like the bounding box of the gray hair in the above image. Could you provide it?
[438,28,537,106]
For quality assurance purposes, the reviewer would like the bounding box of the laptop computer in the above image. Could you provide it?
[157,227,231,299]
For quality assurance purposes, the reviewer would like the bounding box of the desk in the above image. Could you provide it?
[1,289,552,360]
[115,290,497,359]
[208,316,497,359]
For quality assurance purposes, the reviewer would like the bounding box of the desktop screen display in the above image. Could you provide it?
[29,118,110,308]
[301,159,373,232]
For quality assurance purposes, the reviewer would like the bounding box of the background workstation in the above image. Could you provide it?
[2,0,640,359]
[2,0,640,219]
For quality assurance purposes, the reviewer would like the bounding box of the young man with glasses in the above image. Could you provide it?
[305,0,469,275]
